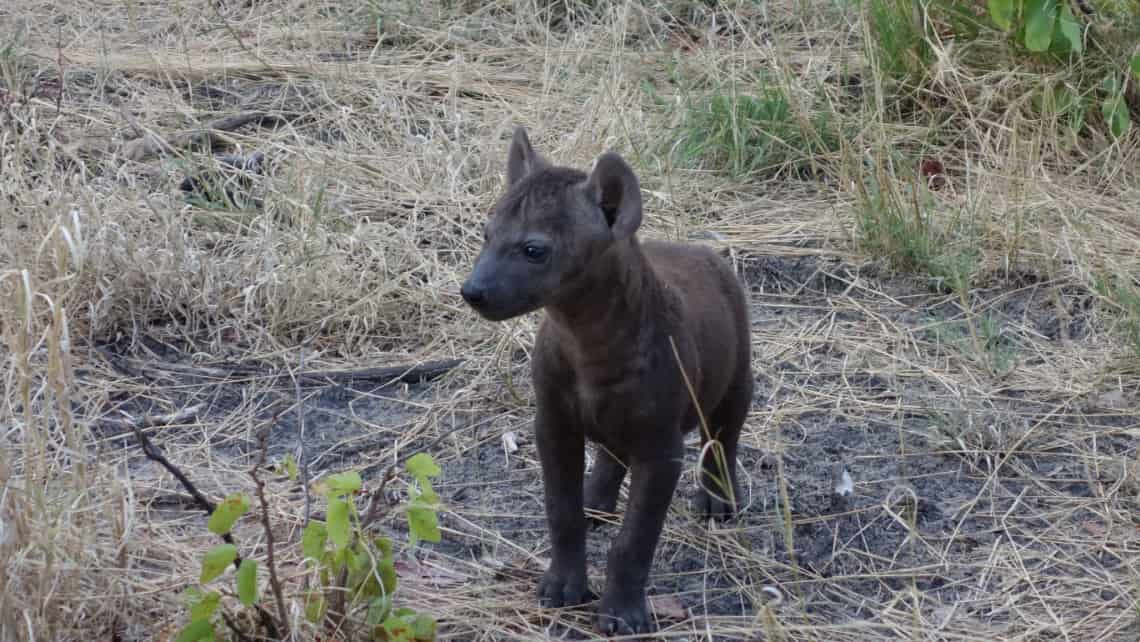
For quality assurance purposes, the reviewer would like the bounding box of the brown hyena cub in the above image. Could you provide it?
[461,127,754,635]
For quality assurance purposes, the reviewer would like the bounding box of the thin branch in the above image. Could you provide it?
[293,350,312,528]
[251,426,290,639]
[54,25,63,117]
[290,358,465,388]
[110,404,204,430]
[119,111,273,162]
[127,414,221,519]
[360,465,399,531]
[101,350,463,389]
[326,464,398,635]
[220,611,255,642]
[128,414,282,640]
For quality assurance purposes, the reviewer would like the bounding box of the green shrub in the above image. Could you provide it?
[176,453,443,642]
[863,0,1140,138]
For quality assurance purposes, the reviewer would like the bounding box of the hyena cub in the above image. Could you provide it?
[461,127,753,635]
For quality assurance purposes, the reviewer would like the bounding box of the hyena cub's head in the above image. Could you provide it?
[460,127,643,321]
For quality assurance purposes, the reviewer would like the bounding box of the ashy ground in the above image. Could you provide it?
[2,1,1139,641]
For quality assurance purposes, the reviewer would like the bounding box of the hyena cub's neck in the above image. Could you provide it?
[544,237,666,365]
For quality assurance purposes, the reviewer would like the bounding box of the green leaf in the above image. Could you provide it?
[302,521,328,560]
[281,454,298,482]
[367,595,393,626]
[181,586,206,611]
[411,481,438,506]
[382,614,415,642]
[410,613,438,640]
[327,496,351,550]
[330,546,351,572]
[206,493,250,536]
[407,504,441,545]
[373,536,398,592]
[988,0,1014,30]
[373,536,393,557]
[188,590,221,621]
[1102,95,1132,138]
[1102,75,1122,95]
[236,558,258,607]
[406,453,441,481]
[1131,54,1140,79]
[1053,1,1081,54]
[346,542,371,589]
[379,551,398,594]
[200,544,237,584]
[325,471,362,496]
[1024,0,1056,52]
[304,591,326,623]
[174,618,215,642]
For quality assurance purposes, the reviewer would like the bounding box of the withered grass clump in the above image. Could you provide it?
[2,1,1139,640]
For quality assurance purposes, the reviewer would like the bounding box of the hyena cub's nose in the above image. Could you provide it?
[460,281,487,307]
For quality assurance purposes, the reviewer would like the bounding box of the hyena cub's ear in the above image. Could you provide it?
[506,126,548,186]
[583,151,642,240]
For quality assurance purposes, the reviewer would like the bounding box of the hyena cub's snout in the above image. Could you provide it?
[460,246,547,322]
[459,265,504,321]
[459,277,487,308]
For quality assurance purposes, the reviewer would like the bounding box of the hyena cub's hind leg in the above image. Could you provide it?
[696,372,753,520]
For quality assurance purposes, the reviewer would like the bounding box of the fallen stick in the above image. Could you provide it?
[120,112,275,162]
[292,358,465,386]
[105,404,205,430]
[101,351,464,388]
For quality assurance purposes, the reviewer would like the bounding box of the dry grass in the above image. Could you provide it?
[2,1,1140,640]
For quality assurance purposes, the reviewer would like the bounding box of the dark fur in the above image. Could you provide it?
[461,127,753,635]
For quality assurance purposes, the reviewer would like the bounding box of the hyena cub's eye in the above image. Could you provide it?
[522,242,549,263]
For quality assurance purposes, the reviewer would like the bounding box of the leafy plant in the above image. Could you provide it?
[1093,273,1140,357]
[175,453,444,642]
[864,0,1139,138]
[984,0,1136,137]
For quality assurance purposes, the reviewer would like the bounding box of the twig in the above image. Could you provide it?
[359,465,399,531]
[220,612,255,642]
[128,415,282,640]
[127,414,222,519]
[289,359,465,388]
[54,25,63,117]
[101,350,463,389]
[108,404,204,430]
[293,350,312,528]
[251,426,290,639]
[326,464,398,635]
[119,111,272,162]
